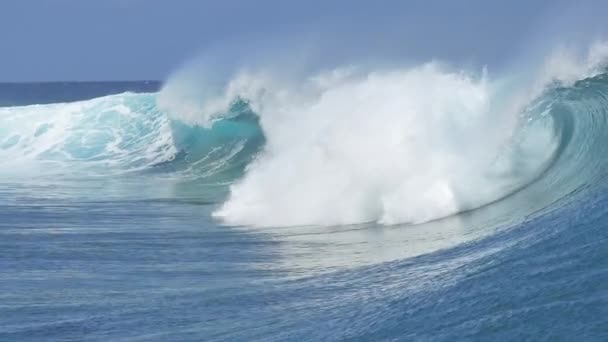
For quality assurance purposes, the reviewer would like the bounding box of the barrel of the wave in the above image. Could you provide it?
[164,98,265,181]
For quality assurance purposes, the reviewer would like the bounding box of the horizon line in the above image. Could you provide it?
[0,80,162,84]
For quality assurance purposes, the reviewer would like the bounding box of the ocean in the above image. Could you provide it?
[1,58,607,340]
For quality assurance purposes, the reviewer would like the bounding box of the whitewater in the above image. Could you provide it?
[3,43,608,226]
[1,42,608,341]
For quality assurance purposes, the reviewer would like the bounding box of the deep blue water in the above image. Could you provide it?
[0,82,161,107]
[0,81,607,341]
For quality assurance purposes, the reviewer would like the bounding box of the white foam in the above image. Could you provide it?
[165,63,552,227]
[0,93,176,178]
[537,40,608,89]
[156,42,603,227]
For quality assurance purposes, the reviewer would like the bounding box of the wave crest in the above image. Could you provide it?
[194,64,555,226]
[2,42,608,228]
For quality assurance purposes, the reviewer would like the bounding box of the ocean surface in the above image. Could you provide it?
[1,64,607,341]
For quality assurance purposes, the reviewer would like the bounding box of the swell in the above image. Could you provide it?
[459,71,608,230]
[1,68,608,229]
[537,73,608,192]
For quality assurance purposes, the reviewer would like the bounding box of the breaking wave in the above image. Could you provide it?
[2,42,608,227]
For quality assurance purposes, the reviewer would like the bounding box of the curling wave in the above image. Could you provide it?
[1,43,608,228]
[0,93,264,182]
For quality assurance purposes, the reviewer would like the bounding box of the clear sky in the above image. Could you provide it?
[0,0,605,81]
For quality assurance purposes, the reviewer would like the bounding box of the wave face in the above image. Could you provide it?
[0,93,264,183]
[2,45,608,229]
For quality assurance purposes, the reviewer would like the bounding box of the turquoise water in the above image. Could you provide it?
[0,77,607,341]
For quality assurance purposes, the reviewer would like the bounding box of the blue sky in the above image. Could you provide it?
[0,0,604,81]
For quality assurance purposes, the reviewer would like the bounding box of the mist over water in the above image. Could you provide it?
[152,41,608,227]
